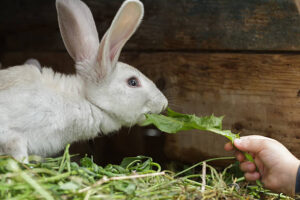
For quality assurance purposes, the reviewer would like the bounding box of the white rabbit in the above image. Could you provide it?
[0,0,168,162]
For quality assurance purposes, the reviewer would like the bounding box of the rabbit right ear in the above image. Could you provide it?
[97,0,144,77]
[56,0,99,62]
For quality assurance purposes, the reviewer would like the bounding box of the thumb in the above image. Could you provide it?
[234,135,272,153]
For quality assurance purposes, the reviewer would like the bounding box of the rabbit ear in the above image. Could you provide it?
[98,0,144,73]
[56,0,99,62]
[24,58,42,71]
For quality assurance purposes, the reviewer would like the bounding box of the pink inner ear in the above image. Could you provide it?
[109,41,121,61]
[108,21,136,63]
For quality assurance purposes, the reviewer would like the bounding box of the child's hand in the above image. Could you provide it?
[224,135,300,196]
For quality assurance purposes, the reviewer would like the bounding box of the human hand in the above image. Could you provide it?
[224,135,300,196]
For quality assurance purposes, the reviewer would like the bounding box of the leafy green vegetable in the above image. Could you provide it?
[142,108,239,143]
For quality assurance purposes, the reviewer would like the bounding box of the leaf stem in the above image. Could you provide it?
[174,157,235,177]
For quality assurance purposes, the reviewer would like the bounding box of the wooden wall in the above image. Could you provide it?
[1,0,300,165]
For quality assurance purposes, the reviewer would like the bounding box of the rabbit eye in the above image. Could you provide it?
[127,77,140,87]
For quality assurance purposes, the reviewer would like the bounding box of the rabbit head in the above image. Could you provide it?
[56,0,168,129]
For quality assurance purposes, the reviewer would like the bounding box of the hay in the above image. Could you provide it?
[0,145,296,200]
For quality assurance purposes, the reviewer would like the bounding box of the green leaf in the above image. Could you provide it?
[120,156,152,169]
[59,182,79,190]
[80,157,94,168]
[113,182,136,195]
[142,108,236,142]
[167,108,223,130]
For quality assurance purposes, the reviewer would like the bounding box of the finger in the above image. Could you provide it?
[235,151,245,162]
[244,172,260,181]
[240,161,256,172]
[234,135,273,153]
[224,142,234,151]
[254,157,264,175]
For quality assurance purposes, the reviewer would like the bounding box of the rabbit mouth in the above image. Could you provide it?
[137,113,149,125]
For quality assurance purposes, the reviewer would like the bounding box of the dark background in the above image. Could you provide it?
[1,0,300,166]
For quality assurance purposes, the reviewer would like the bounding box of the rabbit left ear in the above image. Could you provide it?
[56,0,99,62]
[97,0,144,76]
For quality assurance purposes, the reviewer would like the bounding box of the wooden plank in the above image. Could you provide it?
[1,0,300,51]
[0,52,75,74]
[2,51,300,163]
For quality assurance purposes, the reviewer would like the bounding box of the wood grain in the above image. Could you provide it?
[0,52,75,74]
[1,0,300,51]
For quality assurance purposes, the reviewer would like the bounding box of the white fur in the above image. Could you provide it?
[0,0,168,161]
